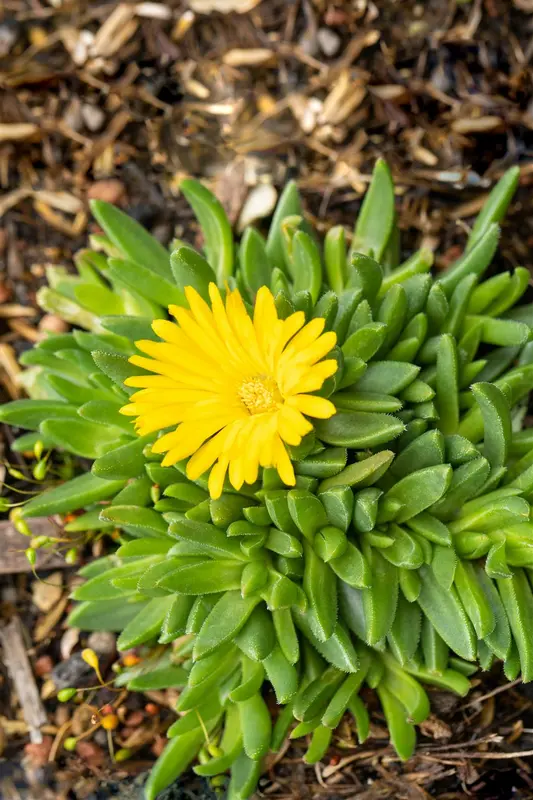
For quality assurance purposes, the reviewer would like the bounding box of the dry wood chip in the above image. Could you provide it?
[0,303,37,318]
[222,48,275,67]
[7,318,42,343]
[182,78,210,99]
[0,617,48,742]
[370,84,409,101]
[188,0,262,12]
[0,123,39,142]
[0,342,22,399]
[320,71,366,125]
[172,10,196,40]
[32,190,83,214]
[34,594,69,643]
[33,201,88,236]
[0,187,33,218]
[451,115,503,133]
[135,2,172,19]
[91,4,138,59]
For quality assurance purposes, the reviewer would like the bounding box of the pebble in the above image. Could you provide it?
[38,314,69,334]
[237,183,277,233]
[63,98,83,132]
[51,652,94,690]
[151,736,166,757]
[32,571,62,612]
[317,28,341,57]
[0,20,19,58]
[81,103,106,133]
[87,630,116,656]
[34,655,53,678]
[0,280,12,303]
[124,710,144,728]
[24,736,53,767]
[87,179,126,205]
[76,740,105,768]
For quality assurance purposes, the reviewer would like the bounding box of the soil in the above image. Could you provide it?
[3,0,533,797]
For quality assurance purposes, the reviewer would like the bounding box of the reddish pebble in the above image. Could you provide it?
[24,736,53,767]
[439,245,462,269]
[101,704,114,716]
[145,703,158,716]
[151,736,166,758]
[39,314,69,334]
[0,281,12,303]
[76,740,105,768]
[328,754,340,766]
[125,710,144,727]
[34,655,53,677]
[87,179,126,205]
[324,7,348,25]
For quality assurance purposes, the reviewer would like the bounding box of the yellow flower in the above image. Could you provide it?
[121,284,337,499]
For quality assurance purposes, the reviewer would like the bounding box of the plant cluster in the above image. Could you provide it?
[3,162,533,799]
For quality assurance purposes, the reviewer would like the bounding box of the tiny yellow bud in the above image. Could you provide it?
[25,548,36,566]
[81,648,99,671]
[63,737,77,752]
[7,467,25,480]
[32,459,48,481]
[114,748,133,762]
[101,713,119,731]
[30,535,50,549]
[207,743,224,758]
[58,688,77,702]
[34,440,44,460]
[65,547,78,565]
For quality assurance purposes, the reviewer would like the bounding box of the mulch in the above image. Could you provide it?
[2,0,533,797]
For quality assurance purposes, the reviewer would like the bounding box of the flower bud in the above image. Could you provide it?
[58,688,77,702]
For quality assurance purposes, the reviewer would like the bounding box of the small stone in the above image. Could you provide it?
[38,314,69,334]
[237,183,277,233]
[60,627,80,661]
[88,179,126,205]
[63,98,84,133]
[24,736,53,767]
[76,740,105,768]
[0,280,12,303]
[34,655,53,677]
[0,20,19,58]
[125,710,144,727]
[151,736,166,757]
[324,7,348,25]
[51,652,94,690]
[32,571,63,612]
[87,630,116,656]
[317,28,341,57]
[81,103,106,133]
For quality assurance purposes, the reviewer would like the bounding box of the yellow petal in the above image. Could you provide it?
[278,404,312,441]
[274,436,296,487]
[289,394,336,419]
[186,427,230,480]
[229,456,245,491]
[208,456,229,499]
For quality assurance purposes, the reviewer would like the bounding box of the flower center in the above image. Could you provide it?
[238,376,281,415]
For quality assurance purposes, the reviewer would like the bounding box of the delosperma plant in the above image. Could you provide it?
[3,160,533,797]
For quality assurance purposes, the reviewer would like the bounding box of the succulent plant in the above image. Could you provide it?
[3,161,533,799]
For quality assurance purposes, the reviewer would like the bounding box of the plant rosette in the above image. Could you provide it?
[2,162,533,799]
